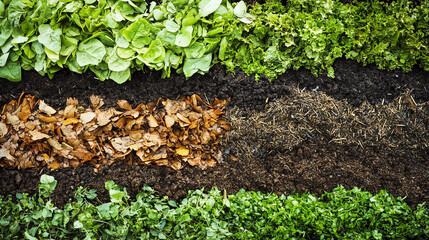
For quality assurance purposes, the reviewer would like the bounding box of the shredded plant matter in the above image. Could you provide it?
[0,93,231,170]
[224,89,429,159]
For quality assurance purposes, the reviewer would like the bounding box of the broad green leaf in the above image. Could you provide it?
[39,174,57,198]
[0,20,12,46]
[76,39,106,66]
[45,47,59,62]
[24,231,38,240]
[108,50,132,72]
[198,0,222,17]
[90,62,110,81]
[183,53,211,77]
[166,2,176,13]
[11,36,28,44]
[63,1,83,13]
[73,221,83,229]
[0,1,4,18]
[175,26,193,47]
[233,1,247,18]
[117,35,130,49]
[37,24,61,54]
[141,39,165,63]
[110,68,130,84]
[153,9,164,21]
[60,36,78,57]
[0,53,9,67]
[122,18,151,48]
[157,29,176,45]
[0,60,21,82]
[238,13,255,24]
[184,42,205,58]
[165,20,180,33]
[117,47,135,59]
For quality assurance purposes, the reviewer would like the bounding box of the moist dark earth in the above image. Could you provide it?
[1,58,428,209]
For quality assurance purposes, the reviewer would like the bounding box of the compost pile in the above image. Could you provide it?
[0,93,231,170]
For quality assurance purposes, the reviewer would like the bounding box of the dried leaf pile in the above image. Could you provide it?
[224,89,429,159]
[0,94,231,170]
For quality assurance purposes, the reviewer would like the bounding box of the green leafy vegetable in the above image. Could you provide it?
[76,39,106,66]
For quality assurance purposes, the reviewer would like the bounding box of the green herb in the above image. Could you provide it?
[1,175,427,239]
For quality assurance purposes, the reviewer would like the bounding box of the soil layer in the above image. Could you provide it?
[0,58,428,208]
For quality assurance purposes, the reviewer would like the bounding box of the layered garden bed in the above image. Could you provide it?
[1,0,428,238]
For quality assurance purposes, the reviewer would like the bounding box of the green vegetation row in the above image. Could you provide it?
[0,0,428,83]
[1,175,428,239]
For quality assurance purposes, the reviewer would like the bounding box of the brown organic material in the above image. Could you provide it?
[0,94,231,170]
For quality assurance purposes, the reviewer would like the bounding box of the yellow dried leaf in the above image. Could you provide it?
[38,114,58,123]
[62,118,79,126]
[176,147,189,156]
[42,153,50,161]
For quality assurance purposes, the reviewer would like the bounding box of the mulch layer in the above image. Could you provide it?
[1,58,428,209]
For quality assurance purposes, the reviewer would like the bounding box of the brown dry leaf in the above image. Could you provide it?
[129,142,144,151]
[0,122,8,138]
[0,148,15,161]
[129,131,142,141]
[47,138,62,151]
[17,112,31,122]
[169,160,182,170]
[70,159,80,168]
[29,130,50,140]
[39,100,56,115]
[176,113,191,124]
[90,95,104,109]
[80,112,96,124]
[47,159,61,169]
[185,155,201,166]
[176,147,189,156]
[147,114,158,128]
[154,159,169,166]
[201,129,211,144]
[38,114,58,123]
[165,115,175,128]
[111,137,132,153]
[117,100,132,110]
[64,105,76,118]
[97,109,114,126]
[152,147,167,160]
[72,145,94,162]
[6,112,20,125]
[66,97,79,106]
[145,132,161,146]
[218,119,232,131]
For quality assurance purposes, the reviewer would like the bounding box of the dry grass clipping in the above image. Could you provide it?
[223,88,429,159]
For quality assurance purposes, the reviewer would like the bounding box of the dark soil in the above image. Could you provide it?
[1,58,428,209]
